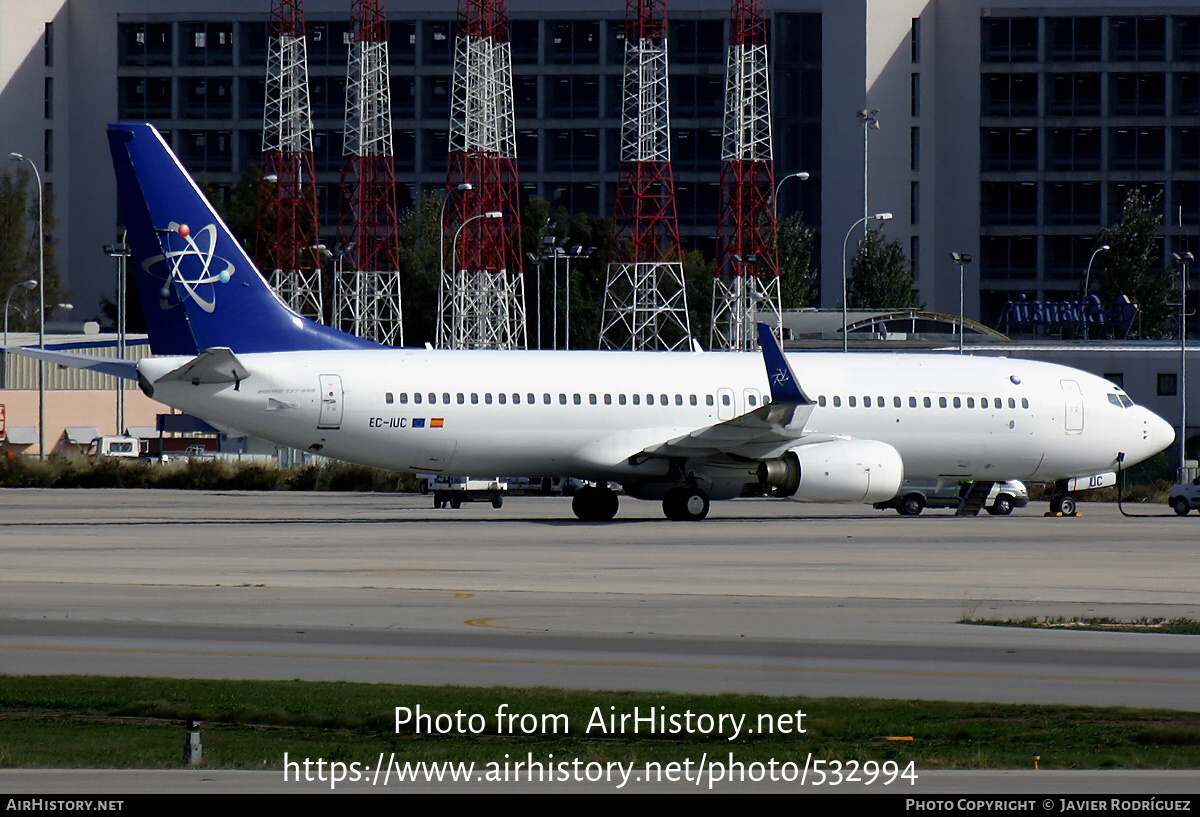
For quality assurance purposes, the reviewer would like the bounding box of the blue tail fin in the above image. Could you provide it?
[107,123,381,355]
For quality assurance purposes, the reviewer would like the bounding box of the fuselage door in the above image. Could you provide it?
[717,387,736,421]
[1061,379,1083,434]
[318,374,344,429]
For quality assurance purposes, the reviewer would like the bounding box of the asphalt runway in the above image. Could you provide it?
[1,488,1197,711]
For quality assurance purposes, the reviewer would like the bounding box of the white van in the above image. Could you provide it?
[876,479,1029,516]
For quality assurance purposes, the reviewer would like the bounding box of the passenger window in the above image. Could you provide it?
[967,397,974,408]
[543,393,551,404]
[457,393,465,404]
[923,397,931,408]
[428,393,436,404]
[721,394,731,406]
[471,393,479,404]
[414,393,423,404]
[660,394,668,405]
[894,396,902,408]
[878,396,884,406]
[953,397,961,408]
[818,395,827,407]
[689,395,697,406]
[633,394,641,405]
[527,393,535,404]
[619,394,627,405]
[573,393,582,405]
[748,394,757,407]
[849,396,857,407]
[706,395,715,406]
[443,393,450,404]
[676,394,683,406]
[1021,398,1029,409]
[908,396,916,408]
[399,393,409,404]
[1008,398,1016,409]
[939,397,947,408]
[647,394,655,405]
[498,393,506,405]
[833,396,841,407]
[589,394,597,405]
[485,393,493,405]
[385,393,394,404]
[604,394,612,405]
[559,393,567,405]
[512,393,520,405]
[864,396,871,407]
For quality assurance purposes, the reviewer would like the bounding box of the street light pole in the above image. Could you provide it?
[773,171,810,223]
[103,239,130,433]
[449,211,502,349]
[857,110,880,236]
[1080,244,1110,339]
[1174,251,1194,472]
[950,252,973,354]
[841,212,893,353]
[437,183,474,348]
[9,153,45,459]
[3,279,38,346]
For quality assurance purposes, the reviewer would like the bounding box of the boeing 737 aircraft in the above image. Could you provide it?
[12,124,1175,520]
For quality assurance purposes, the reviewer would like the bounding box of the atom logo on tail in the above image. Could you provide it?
[142,222,236,314]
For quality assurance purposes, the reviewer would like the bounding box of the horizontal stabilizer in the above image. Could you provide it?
[157,347,250,386]
[5,346,139,381]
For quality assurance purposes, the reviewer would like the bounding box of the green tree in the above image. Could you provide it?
[777,212,817,308]
[395,191,445,346]
[0,167,63,332]
[1095,189,1174,339]
[847,228,915,310]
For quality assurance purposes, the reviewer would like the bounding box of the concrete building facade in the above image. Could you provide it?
[2,1,1198,341]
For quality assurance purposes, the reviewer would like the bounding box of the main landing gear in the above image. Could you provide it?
[662,486,710,521]
[571,485,620,521]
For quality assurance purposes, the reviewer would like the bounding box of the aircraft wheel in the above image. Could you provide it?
[449,495,462,510]
[491,495,503,509]
[1051,495,1076,515]
[1172,497,1190,516]
[988,495,1015,516]
[897,494,924,516]
[434,498,445,509]
[663,487,709,521]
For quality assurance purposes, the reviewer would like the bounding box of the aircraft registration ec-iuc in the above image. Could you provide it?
[15,124,1175,521]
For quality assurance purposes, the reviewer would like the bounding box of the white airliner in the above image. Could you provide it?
[14,124,1175,521]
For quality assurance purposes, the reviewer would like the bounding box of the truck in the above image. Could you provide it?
[1167,462,1200,516]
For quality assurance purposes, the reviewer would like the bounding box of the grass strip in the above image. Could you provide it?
[0,675,1197,770]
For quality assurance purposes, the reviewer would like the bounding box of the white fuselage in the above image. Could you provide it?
[139,348,1173,493]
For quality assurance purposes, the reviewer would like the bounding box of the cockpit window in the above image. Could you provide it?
[1108,393,1135,408]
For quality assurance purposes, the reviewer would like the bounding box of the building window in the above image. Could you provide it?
[981,128,1037,172]
[910,181,919,225]
[43,77,52,119]
[1047,17,1101,62]
[1105,373,1125,388]
[981,182,1037,226]
[982,73,1038,117]
[1046,128,1101,171]
[911,73,920,117]
[1109,128,1165,172]
[1048,73,1101,116]
[981,17,1038,63]
[43,130,52,172]
[1111,73,1166,116]
[910,127,919,171]
[1158,373,1178,396]
[911,17,920,63]
[44,22,53,67]
[1110,16,1165,62]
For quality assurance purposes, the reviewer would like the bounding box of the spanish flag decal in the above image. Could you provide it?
[431,418,445,428]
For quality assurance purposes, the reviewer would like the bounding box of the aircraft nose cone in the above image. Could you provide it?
[1145,410,1175,458]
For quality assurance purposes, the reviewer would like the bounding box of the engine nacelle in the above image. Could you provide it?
[758,439,904,503]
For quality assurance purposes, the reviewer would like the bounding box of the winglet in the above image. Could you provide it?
[756,323,811,405]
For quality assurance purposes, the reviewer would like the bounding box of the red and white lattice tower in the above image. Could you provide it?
[257,0,323,321]
[438,0,525,350]
[712,0,780,351]
[337,0,402,345]
[599,0,691,351]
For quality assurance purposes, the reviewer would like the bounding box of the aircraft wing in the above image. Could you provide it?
[5,346,139,381]
[641,324,821,460]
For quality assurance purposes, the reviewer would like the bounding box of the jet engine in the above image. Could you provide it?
[758,439,904,503]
